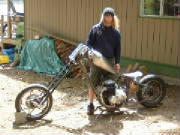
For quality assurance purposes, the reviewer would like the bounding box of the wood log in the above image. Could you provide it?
[10,59,20,67]
[126,64,133,73]
[60,50,72,59]
[34,35,42,40]
[132,63,139,71]
[54,38,84,77]
[75,71,82,78]
[139,66,148,75]
[71,66,80,73]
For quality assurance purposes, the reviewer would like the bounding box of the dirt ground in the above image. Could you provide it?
[0,65,180,135]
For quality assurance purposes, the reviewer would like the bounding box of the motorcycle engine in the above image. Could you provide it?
[99,80,127,108]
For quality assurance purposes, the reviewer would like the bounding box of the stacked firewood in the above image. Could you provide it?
[54,39,89,78]
[55,39,75,62]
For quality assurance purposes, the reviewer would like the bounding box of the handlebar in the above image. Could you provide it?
[68,43,123,77]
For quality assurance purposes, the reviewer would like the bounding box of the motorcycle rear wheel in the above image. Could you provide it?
[137,75,166,108]
[15,84,53,121]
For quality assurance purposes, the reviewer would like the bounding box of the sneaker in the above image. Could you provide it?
[87,104,94,115]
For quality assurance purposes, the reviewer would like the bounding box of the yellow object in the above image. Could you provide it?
[0,55,9,64]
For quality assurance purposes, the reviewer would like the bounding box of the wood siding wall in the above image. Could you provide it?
[24,0,180,66]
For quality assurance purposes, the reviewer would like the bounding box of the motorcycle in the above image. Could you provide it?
[15,43,167,120]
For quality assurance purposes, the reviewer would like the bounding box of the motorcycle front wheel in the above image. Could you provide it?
[15,84,53,121]
[136,75,166,108]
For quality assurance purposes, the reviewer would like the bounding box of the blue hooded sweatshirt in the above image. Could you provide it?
[86,23,121,64]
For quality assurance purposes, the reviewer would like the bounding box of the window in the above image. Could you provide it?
[140,0,180,18]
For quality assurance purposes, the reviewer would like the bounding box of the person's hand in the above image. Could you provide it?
[115,64,120,72]
[88,51,93,59]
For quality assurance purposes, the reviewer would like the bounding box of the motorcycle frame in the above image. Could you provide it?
[42,54,145,105]
[44,55,133,98]
[46,55,84,94]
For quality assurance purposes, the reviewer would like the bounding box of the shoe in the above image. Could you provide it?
[87,104,94,115]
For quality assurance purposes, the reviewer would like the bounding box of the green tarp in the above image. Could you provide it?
[17,37,64,75]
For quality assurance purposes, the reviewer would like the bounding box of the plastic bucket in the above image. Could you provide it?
[3,48,15,63]
[0,55,9,64]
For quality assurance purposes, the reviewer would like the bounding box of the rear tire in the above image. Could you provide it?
[136,75,166,108]
[15,84,53,121]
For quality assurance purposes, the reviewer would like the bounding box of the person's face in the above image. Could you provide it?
[103,14,113,26]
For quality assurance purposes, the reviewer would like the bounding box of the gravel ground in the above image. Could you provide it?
[0,65,179,135]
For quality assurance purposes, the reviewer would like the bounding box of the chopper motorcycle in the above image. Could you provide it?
[15,43,167,120]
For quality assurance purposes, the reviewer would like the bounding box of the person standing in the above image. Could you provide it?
[86,7,121,115]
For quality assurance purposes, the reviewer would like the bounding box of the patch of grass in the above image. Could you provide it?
[120,57,180,78]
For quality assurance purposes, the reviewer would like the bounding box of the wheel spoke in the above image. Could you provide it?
[30,89,34,96]
[142,80,162,101]
[17,87,51,119]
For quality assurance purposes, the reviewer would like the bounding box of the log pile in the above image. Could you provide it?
[54,39,88,78]
[55,39,75,62]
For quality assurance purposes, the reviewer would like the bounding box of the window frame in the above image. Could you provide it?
[139,0,180,19]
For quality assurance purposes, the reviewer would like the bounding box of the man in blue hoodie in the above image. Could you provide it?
[86,7,121,115]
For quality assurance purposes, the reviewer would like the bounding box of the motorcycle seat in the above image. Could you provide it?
[122,71,143,80]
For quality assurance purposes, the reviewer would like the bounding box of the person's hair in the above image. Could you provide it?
[100,13,120,30]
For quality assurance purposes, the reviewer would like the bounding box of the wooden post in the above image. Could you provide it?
[1,15,4,38]
[0,15,4,54]
[7,0,11,15]
[7,15,12,39]
[7,0,12,39]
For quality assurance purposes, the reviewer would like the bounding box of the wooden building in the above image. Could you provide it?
[24,0,180,66]
[24,0,180,77]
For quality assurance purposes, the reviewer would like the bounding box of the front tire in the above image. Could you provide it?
[136,75,167,108]
[15,84,53,121]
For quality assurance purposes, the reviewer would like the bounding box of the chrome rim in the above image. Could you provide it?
[142,80,163,102]
[18,88,50,119]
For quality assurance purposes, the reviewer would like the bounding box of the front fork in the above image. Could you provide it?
[40,64,72,104]
[47,65,70,94]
